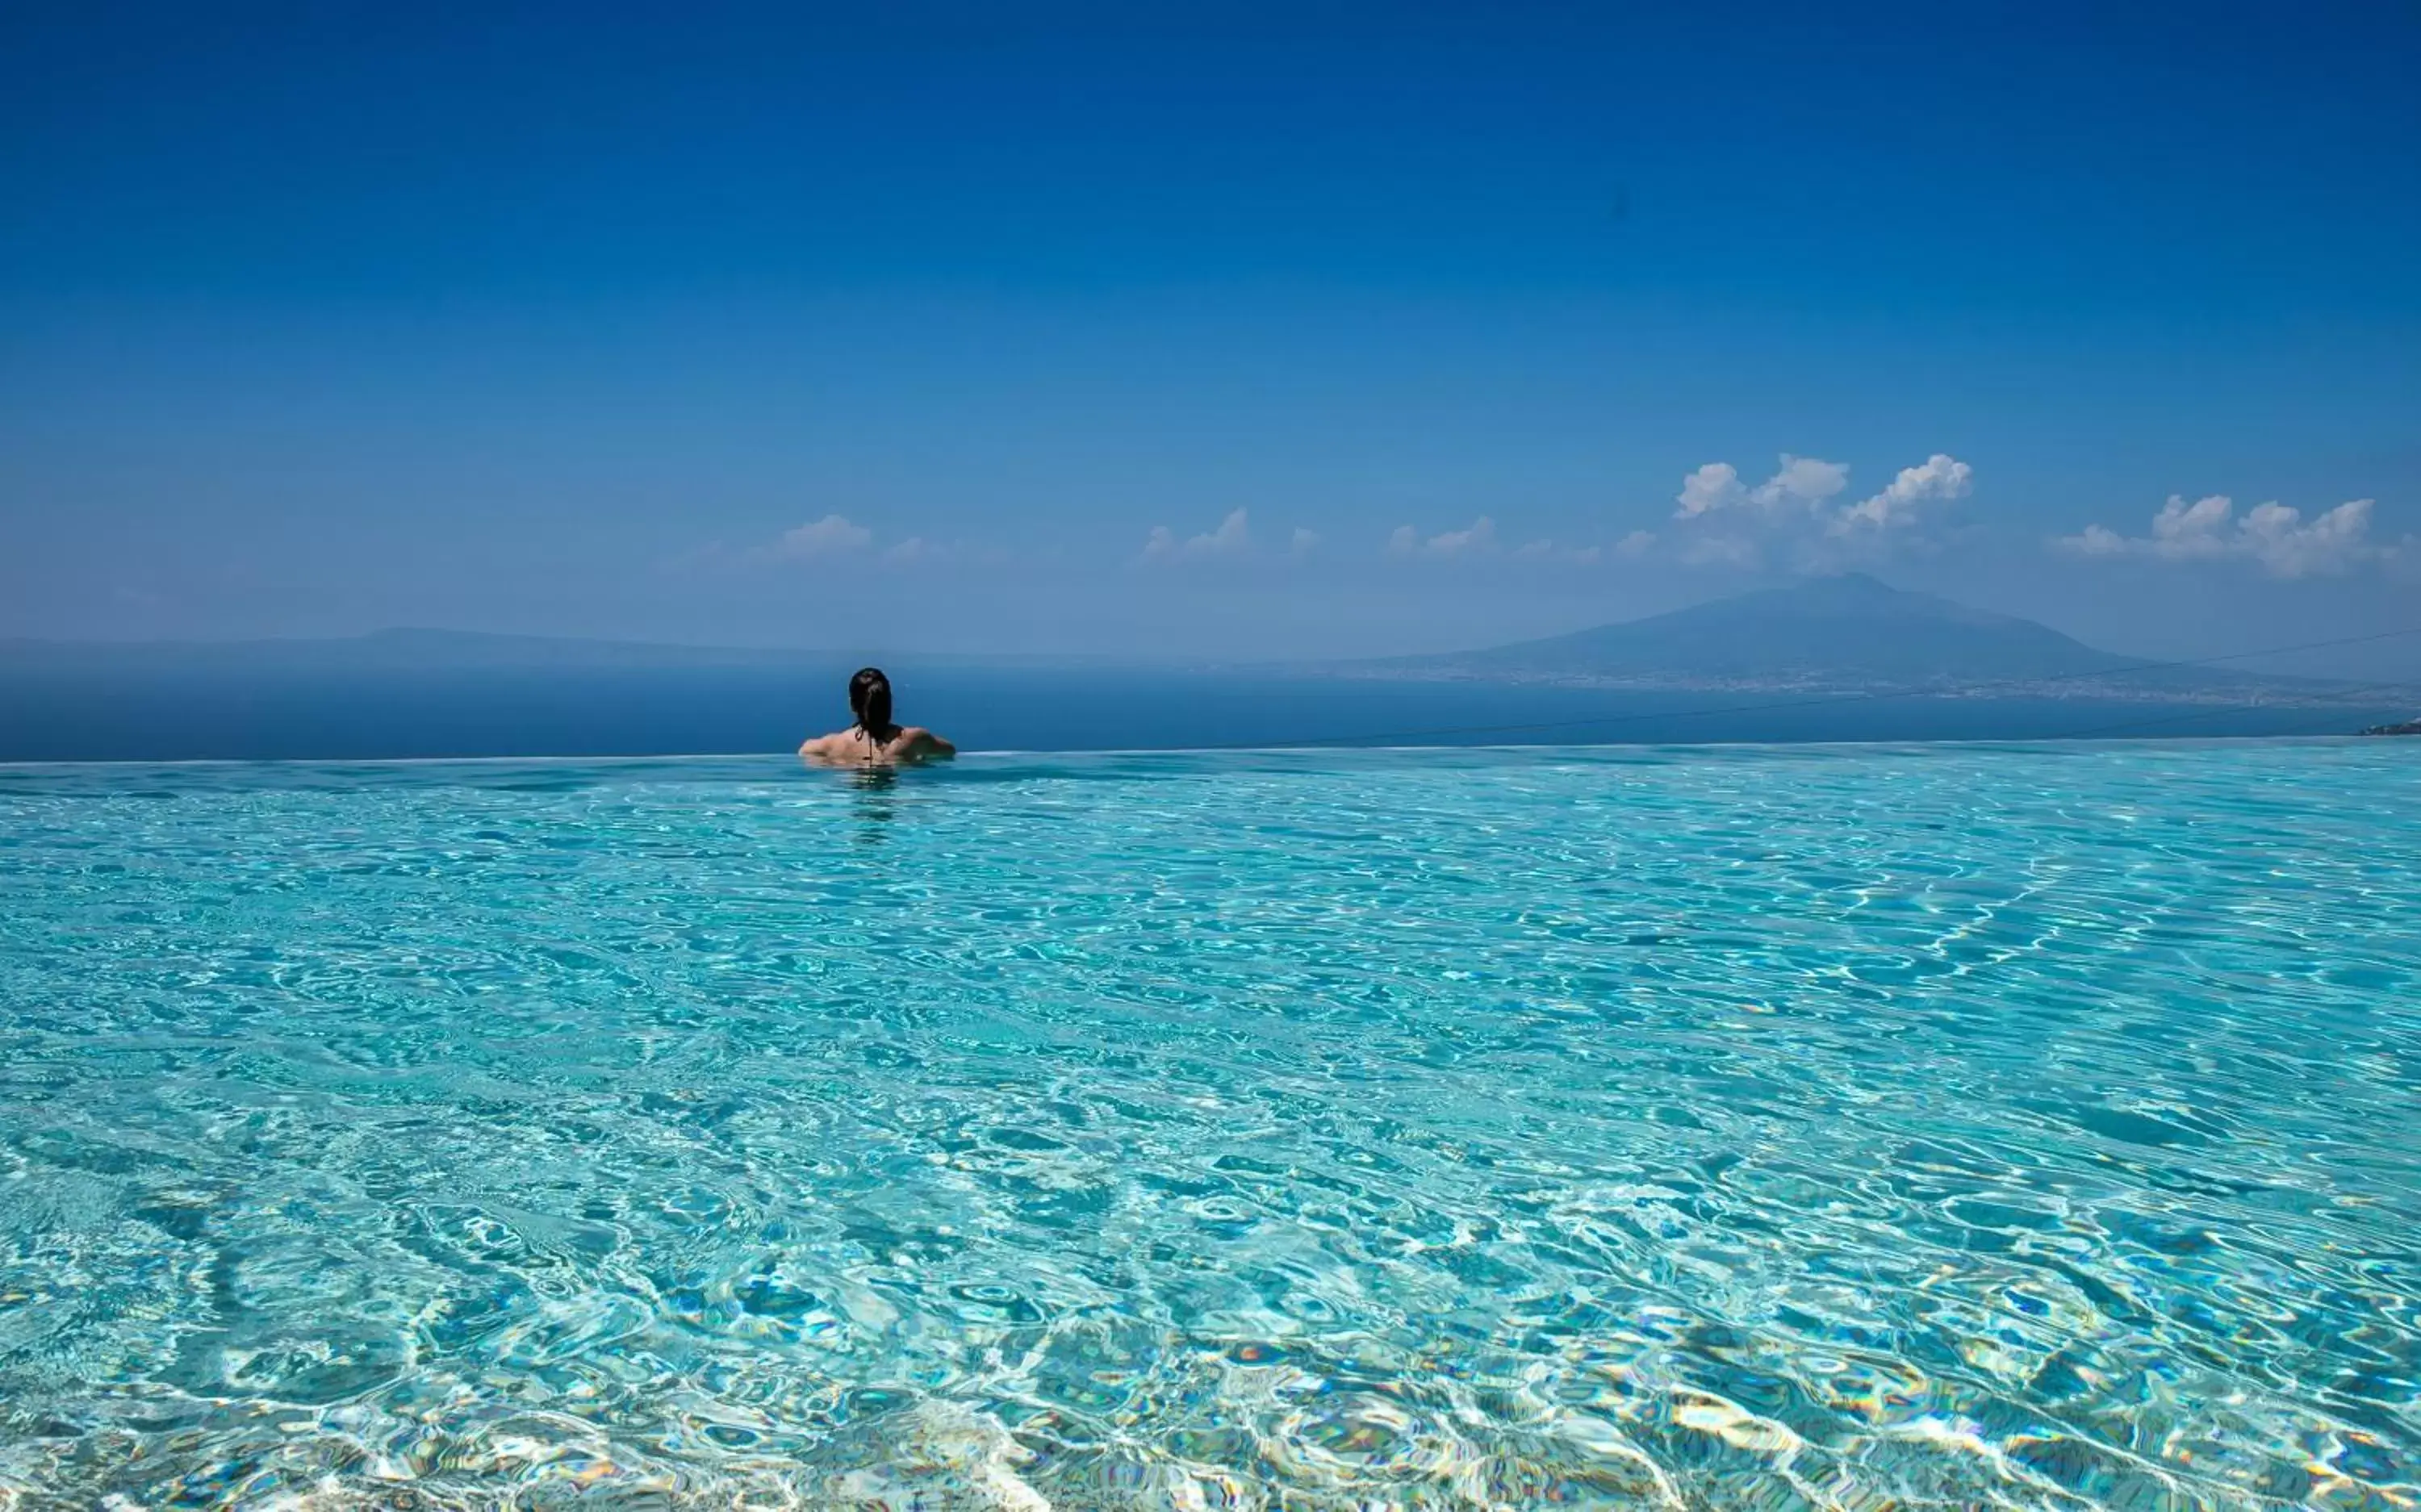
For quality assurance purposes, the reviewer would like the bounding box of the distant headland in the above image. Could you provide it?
[1319,573,2366,705]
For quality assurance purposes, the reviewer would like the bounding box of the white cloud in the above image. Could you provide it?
[674,514,880,570]
[1675,454,1850,520]
[2056,494,2390,578]
[1756,454,1852,510]
[2148,493,2235,557]
[680,518,1007,572]
[771,513,874,560]
[1675,462,1745,519]
[1613,529,1655,558]
[1388,516,1499,559]
[1832,453,1973,534]
[2063,524,2128,558]
[1428,516,1497,558]
[2241,500,2379,577]
[677,518,1033,574]
[1142,507,1252,562]
[1287,527,1320,562]
[1668,451,1972,567]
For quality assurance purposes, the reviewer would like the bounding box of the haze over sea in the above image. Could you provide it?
[10,575,2409,762]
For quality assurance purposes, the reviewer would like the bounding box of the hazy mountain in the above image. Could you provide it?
[1,597,2398,762]
[1358,574,2327,695]
[0,578,2353,701]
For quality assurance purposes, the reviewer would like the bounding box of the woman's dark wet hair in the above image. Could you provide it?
[848,667,894,737]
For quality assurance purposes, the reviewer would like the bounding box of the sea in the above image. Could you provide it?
[1,742,2415,1507]
[0,662,2405,761]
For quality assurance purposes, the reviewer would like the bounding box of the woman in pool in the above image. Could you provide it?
[799,666,955,766]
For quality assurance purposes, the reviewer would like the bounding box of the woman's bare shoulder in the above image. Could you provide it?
[899,727,955,758]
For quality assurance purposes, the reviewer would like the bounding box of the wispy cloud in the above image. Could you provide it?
[1427,516,1498,558]
[1387,516,1499,559]
[671,513,881,571]
[2058,494,2394,578]
[1142,507,1253,563]
[1512,537,1605,565]
[673,514,990,572]
[1134,508,1325,567]
[768,513,875,560]
[1387,516,1644,567]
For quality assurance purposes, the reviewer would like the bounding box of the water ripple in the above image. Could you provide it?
[0,744,2415,1507]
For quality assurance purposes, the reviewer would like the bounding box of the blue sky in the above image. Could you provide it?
[5,2,2418,670]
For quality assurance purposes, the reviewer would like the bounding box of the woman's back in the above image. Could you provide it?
[799,723,951,765]
[798,667,955,766]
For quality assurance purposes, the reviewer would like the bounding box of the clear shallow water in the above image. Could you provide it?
[0,744,2415,1510]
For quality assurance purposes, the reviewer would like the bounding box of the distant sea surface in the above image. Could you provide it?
[0,665,2402,761]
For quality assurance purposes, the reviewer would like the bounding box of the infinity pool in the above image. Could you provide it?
[2,746,2415,1508]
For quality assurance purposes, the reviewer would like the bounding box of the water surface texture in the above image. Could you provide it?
[2,746,2416,1509]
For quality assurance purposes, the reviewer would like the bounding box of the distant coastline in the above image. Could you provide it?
[1,662,2405,764]
[6,576,2408,761]
[8,573,2378,708]
[1310,662,2367,706]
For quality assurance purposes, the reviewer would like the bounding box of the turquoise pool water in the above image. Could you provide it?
[1,745,2415,1509]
